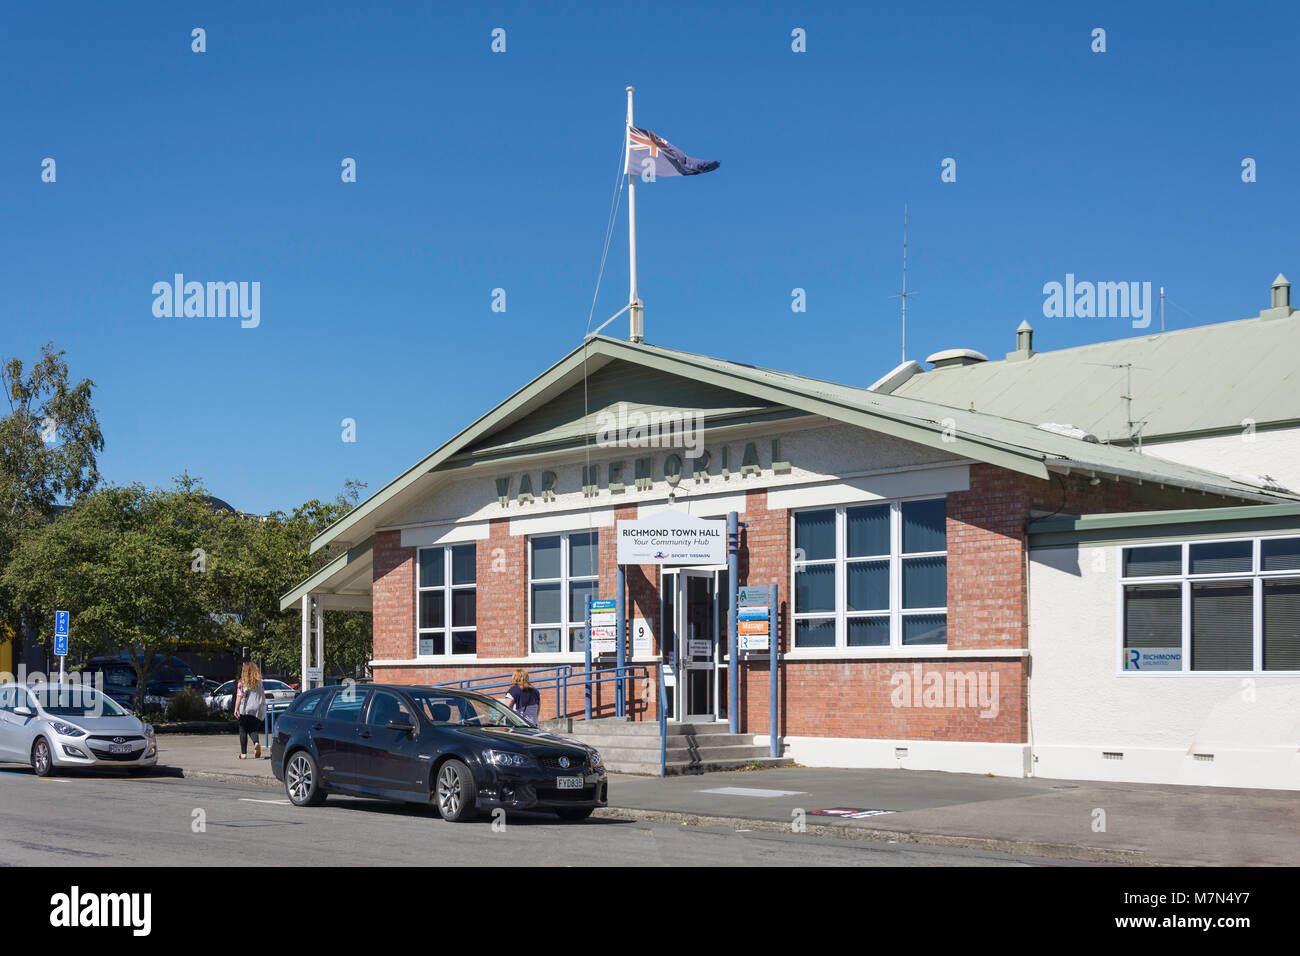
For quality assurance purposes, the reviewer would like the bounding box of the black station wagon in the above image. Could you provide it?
[270,683,607,821]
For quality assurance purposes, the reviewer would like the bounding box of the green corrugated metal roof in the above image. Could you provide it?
[622,338,1298,501]
[881,311,1300,441]
[282,333,1300,606]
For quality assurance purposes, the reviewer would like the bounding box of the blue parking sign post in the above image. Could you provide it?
[54,610,69,683]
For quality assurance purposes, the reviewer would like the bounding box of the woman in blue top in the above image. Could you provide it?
[505,669,540,725]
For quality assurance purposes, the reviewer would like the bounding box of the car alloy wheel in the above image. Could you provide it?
[436,759,476,822]
[32,738,53,777]
[285,751,325,806]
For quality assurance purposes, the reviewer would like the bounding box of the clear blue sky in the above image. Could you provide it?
[4,1,1298,514]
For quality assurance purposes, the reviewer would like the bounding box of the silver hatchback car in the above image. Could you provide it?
[0,683,158,775]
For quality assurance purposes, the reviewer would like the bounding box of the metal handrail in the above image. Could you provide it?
[658,660,666,777]
[264,700,292,748]
[433,665,574,716]
[430,663,649,723]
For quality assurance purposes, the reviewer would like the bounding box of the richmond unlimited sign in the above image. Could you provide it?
[616,511,726,565]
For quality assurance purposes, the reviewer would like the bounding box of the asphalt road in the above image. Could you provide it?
[0,767,1067,867]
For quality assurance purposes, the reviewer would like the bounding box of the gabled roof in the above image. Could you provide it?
[878,310,1300,442]
[297,334,1298,577]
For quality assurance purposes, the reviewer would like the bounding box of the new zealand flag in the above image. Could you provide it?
[626,127,720,178]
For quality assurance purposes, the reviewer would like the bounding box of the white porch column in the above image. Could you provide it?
[313,601,325,690]
[301,595,311,689]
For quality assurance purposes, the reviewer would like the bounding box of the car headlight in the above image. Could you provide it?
[143,724,155,737]
[486,750,536,768]
[586,748,604,770]
[50,722,86,738]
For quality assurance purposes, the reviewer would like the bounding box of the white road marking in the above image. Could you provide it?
[696,787,806,797]
[238,798,291,805]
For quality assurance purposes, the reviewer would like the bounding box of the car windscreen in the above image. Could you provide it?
[264,681,291,691]
[149,663,191,684]
[31,686,127,718]
[408,691,527,727]
[96,666,135,686]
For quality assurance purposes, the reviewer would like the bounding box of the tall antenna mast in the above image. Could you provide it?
[1116,362,1146,450]
[890,204,917,363]
[1160,285,1165,332]
[1086,361,1150,449]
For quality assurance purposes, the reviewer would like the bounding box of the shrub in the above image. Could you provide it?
[165,688,210,722]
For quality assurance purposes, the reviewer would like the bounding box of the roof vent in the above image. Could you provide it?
[1260,273,1294,320]
[1006,320,1035,362]
[925,348,988,370]
[1036,422,1098,443]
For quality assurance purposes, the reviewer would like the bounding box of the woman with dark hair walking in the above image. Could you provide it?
[234,662,267,759]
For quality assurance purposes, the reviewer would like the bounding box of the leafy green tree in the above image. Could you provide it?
[4,482,219,710]
[0,344,104,634]
[206,481,372,679]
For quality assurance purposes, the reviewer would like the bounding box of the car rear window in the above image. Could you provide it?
[325,689,368,722]
[292,692,325,716]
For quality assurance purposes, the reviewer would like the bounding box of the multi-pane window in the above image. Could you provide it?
[417,543,476,656]
[530,532,599,655]
[793,499,947,649]
[1120,536,1300,673]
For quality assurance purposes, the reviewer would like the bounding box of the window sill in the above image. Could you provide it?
[783,647,1027,661]
[1115,670,1300,678]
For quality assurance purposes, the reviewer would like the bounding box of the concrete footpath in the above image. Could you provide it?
[154,734,1300,866]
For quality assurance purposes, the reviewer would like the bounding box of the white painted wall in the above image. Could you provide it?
[754,735,1030,777]
[1144,425,1300,494]
[1028,543,1300,790]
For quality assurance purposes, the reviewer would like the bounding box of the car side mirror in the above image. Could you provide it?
[387,718,415,735]
[14,707,33,718]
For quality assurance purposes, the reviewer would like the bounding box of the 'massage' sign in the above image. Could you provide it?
[616,510,726,565]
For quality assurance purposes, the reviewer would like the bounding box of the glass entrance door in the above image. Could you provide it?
[681,571,716,721]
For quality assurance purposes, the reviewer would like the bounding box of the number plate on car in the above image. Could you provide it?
[109,744,132,754]
[556,776,583,790]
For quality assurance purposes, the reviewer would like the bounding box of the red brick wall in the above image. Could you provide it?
[477,518,526,659]
[946,464,1031,652]
[372,530,415,661]
[746,658,1027,742]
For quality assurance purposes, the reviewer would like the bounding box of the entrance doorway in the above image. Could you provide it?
[661,568,729,722]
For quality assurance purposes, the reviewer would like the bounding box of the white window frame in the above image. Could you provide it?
[416,543,477,658]
[1116,534,1300,676]
[791,497,948,650]
[528,531,599,657]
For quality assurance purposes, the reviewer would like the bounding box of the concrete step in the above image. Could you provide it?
[589,743,775,764]
[543,719,735,738]
[610,756,793,776]
[539,717,792,775]
[561,733,756,751]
